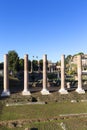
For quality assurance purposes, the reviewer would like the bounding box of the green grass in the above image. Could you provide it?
[0,121,63,130]
[1,100,87,129]
[1,75,87,129]
[1,118,87,130]
[0,102,87,121]
[63,117,87,130]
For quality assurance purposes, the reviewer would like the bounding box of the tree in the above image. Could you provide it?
[39,59,43,71]
[56,60,61,66]
[28,60,31,71]
[8,50,19,75]
[65,55,72,65]
[19,58,24,71]
[19,59,31,72]
[65,55,72,75]
[74,52,84,56]
[78,52,84,55]
[32,60,38,71]
[0,62,3,70]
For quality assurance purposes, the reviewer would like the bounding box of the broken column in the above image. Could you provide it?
[41,54,50,95]
[1,54,10,96]
[59,55,68,94]
[76,55,85,94]
[22,54,31,95]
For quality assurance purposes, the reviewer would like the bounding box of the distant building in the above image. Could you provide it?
[48,61,56,73]
[71,54,87,70]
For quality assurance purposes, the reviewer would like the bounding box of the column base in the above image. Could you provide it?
[1,90,10,97]
[41,88,50,95]
[22,90,31,95]
[76,88,85,94]
[59,88,68,94]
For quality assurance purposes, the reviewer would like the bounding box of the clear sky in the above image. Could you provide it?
[0,0,87,62]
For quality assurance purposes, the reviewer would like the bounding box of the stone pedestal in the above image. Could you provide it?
[22,90,31,95]
[59,88,68,94]
[1,91,10,97]
[22,54,31,95]
[41,88,50,95]
[76,55,85,94]
[41,54,50,95]
[76,88,85,94]
[1,54,10,97]
[59,55,68,94]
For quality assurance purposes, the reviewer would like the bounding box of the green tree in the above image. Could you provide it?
[74,52,84,56]
[78,52,84,55]
[19,58,24,71]
[56,60,61,66]
[8,50,19,75]
[19,59,31,71]
[0,62,3,70]
[65,55,72,65]
[39,59,43,71]
[28,60,31,71]
[32,60,38,71]
[65,55,72,75]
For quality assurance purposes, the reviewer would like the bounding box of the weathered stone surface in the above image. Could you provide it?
[41,55,50,95]
[59,55,68,94]
[1,54,10,97]
[22,54,31,95]
[76,55,85,94]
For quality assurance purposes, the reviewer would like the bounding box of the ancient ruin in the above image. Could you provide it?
[1,53,86,97]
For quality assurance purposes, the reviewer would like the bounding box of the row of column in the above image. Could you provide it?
[1,54,85,97]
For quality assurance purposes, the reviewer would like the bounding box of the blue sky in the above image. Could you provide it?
[0,0,87,62]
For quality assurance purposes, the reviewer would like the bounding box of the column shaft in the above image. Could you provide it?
[59,55,68,94]
[24,54,28,90]
[76,55,85,94]
[61,55,65,89]
[1,54,10,96]
[43,54,47,89]
[78,55,82,88]
[22,54,31,95]
[41,54,50,95]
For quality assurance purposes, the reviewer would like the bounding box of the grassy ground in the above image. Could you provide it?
[1,76,87,129]
[1,102,87,121]
[1,119,87,130]
[1,92,87,130]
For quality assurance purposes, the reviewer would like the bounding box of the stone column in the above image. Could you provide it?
[76,55,85,94]
[41,54,50,95]
[22,54,31,95]
[38,60,40,72]
[31,60,33,73]
[59,55,68,94]
[1,54,10,96]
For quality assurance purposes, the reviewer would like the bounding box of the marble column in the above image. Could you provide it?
[76,55,85,94]
[38,60,40,72]
[22,54,31,95]
[1,54,10,96]
[31,60,33,73]
[41,54,50,95]
[59,55,68,94]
